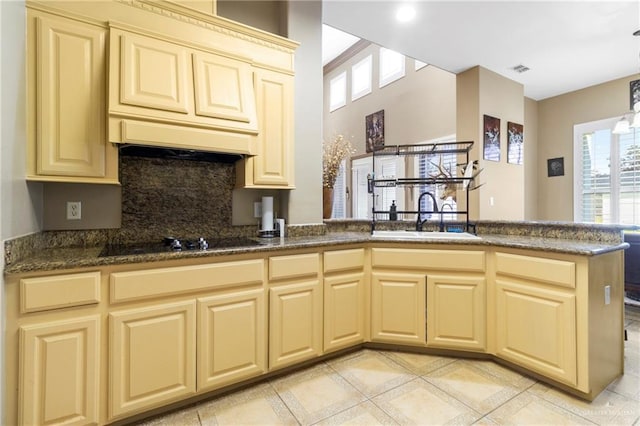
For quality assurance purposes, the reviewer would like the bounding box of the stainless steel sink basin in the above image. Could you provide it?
[371,230,482,240]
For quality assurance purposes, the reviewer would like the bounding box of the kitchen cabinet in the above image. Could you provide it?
[323,248,367,352]
[26,8,118,184]
[19,316,100,425]
[268,253,322,369]
[494,252,578,386]
[108,25,258,155]
[237,68,295,188]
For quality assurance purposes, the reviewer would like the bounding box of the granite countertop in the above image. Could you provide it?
[4,231,629,275]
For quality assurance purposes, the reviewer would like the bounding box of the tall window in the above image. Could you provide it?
[351,55,372,101]
[379,48,405,88]
[416,139,458,221]
[329,71,346,112]
[331,160,347,218]
[574,118,640,224]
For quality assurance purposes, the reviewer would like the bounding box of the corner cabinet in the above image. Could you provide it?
[26,8,118,184]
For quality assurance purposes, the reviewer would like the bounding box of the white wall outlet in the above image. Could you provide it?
[489,196,495,206]
[254,202,262,218]
[66,201,82,220]
[604,285,611,305]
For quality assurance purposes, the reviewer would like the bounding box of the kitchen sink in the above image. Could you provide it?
[371,230,482,240]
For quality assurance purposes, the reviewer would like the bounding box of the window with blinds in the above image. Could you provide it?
[331,160,347,218]
[575,119,640,224]
[417,143,458,221]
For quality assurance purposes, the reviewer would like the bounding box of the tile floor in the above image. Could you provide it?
[138,305,640,426]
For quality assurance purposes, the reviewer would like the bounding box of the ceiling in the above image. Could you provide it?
[322,1,640,101]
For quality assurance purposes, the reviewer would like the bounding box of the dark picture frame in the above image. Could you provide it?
[483,115,500,162]
[507,122,524,165]
[365,110,385,153]
[631,79,640,110]
[547,157,564,177]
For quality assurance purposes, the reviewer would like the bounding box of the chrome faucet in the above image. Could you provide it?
[416,191,440,231]
[440,203,454,233]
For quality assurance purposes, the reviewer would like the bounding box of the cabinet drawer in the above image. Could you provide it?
[20,272,101,313]
[269,253,319,281]
[324,248,365,273]
[495,252,575,288]
[110,259,264,303]
[371,248,485,272]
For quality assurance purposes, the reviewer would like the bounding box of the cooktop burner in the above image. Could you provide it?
[99,237,261,257]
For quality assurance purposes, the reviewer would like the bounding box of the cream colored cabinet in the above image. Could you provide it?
[109,301,197,419]
[197,288,267,392]
[237,69,294,188]
[26,8,118,184]
[19,316,100,426]
[323,248,366,352]
[426,274,486,351]
[494,252,578,387]
[109,25,257,155]
[268,253,322,370]
[371,272,426,345]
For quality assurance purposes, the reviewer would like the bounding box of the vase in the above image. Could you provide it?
[322,187,334,219]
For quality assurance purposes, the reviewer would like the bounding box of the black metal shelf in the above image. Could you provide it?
[371,141,473,157]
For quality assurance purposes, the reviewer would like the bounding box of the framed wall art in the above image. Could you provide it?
[365,110,385,153]
[483,114,500,162]
[547,157,564,177]
[631,79,640,110]
[507,122,524,165]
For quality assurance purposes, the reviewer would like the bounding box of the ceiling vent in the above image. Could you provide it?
[511,64,530,74]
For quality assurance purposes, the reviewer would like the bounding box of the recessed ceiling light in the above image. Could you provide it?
[396,5,416,23]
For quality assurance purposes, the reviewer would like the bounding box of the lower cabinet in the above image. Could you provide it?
[371,272,426,345]
[109,301,197,419]
[197,288,267,392]
[426,274,486,351]
[19,316,100,425]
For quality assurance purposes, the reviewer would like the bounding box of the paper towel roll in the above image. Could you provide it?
[262,196,274,231]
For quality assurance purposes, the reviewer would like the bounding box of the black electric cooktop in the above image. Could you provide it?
[99,237,261,257]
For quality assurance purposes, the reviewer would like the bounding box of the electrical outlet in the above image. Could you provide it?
[66,201,82,220]
[254,202,262,218]
[604,285,611,305]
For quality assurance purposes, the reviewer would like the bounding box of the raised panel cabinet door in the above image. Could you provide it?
[192,51,258,131]
[19,315,100,426]
[118,30,191,114]
[269,280,322,370]
[495,279,577,386]
[426,274,486,351]
[197,288,267,392]
[371,272,426,346]
[109,301,196,419]
[324,272,366,352]
[251,69,294,187]
[35,14,107,177]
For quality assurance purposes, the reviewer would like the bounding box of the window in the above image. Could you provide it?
[379,48,405,88]
[414,59,428,71]
[574,118,640,224]
[331,160,347,218]
[329,71,347,112]
[416,138,458,222]
[351,55,372,101]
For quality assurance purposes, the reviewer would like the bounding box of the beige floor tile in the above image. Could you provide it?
[423,360,531,414]
[312,400,398,426]
[607,370,640,401]
[625,350,640,375]
[380,350,458,375]
[197,382,297,426]
[465,360,537,389]
[625,306,640,324]
[271,363,365,425]
[530,382,640,425]
[485,391,596,425]
[372,378,482,425]
[137,405,202,425]
[328,350,416,398]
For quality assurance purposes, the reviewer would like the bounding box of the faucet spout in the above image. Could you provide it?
[416,191,439,231]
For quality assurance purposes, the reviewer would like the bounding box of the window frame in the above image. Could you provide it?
[329,71,347,112]
[351,54,372,101]
[379,47,405,88]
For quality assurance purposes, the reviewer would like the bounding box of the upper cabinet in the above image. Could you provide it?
[26,8,118,184]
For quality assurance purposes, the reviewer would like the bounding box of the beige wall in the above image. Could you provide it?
[217,1,286,37]
[537,75,634,221]
[43,183,121,230]
[323,47,456,157]
[524,97,539,219]
[457,66,525,221]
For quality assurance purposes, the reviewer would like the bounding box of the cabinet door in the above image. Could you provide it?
[371,272,426,346]
[495,279,577,386]
[119,31,191,114]
[19,316,100,426]
[245,69,294,187]
[109,301,196,419]
[324,272,365,352]
[197,289,266,392]
[192,51,257,131]
[269,280,322,369]
[426,274,486,351]
[34,14,108,178]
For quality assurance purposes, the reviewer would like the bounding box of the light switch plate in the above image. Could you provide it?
[604,285,611,305]
[254,202,262,218]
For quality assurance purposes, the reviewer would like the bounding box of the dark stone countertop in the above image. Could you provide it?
[3,232,629,275]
